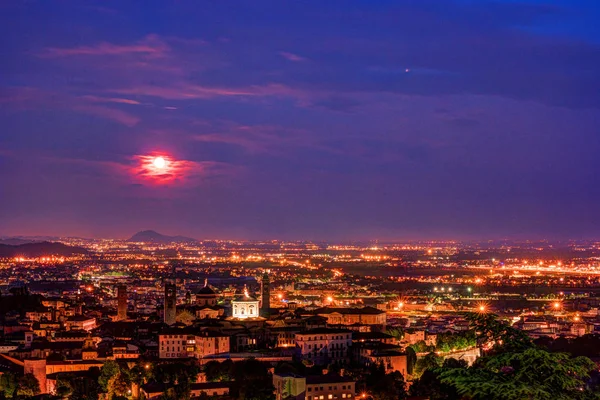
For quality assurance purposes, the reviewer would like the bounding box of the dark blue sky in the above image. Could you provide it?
[1,0,600,240]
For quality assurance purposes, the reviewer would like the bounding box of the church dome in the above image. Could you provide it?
[197,286,216,296]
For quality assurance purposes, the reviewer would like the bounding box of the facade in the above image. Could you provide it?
[295,328,352,365]
[117,284,127,321]
[305,375,356,400]
[230,287,261,320]
[141,382,230,399]
[64,316,96,332]
[314,307,386,328]
[159,329,230,359]
[274,373,356,400]
[24,359,47,394]
[273,373,306,400]
[164,282,177,326]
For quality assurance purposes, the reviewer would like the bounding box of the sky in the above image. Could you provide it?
[1,0,600,241]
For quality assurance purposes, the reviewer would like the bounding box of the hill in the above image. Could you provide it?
[0,241,88,258]
[127,230,197,244]
[0,238,36,246]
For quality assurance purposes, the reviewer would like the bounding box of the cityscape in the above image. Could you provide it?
[0,234,598,399]
[2,1,600,400]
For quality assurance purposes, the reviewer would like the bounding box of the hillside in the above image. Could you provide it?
[0,241,88,258]
[127,230,197,244]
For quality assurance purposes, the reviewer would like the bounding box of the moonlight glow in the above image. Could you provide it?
[132,154,202,185]
[152,156,167,169]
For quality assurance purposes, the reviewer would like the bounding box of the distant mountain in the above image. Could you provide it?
[127,230,197,244]
[0,241,88,258]
[0,238,36,246]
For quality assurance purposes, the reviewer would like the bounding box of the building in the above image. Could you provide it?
[261,272,271,316]
[24,359,47,394]
[274,373,356,400]
[164,282,177,326]
[196,279,218,307]
[305,375,356,400]
[158,328,230,359]
[274,373,306,400]
[230,286,262,320]
[64,316,96,332]
[141,382,230,399]
[295,328,352,365]
[313,307,386,329]
[117,284,127,321]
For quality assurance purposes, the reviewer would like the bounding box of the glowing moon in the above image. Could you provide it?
[152,156,167,169]
[133,153,198,185]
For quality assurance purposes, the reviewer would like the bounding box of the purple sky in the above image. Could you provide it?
[1,0,600,241]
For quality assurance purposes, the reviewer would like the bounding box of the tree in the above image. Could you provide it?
[98,360,121,392]
[16,374,40,398]
[465,312,531,353]
[229,358,274,400]
[371,371,406,400]
[409,368,460,400]
[55,375,74,398]
[385,327,404,341]
[414,352,442,377]
[405,347,417,376]
[106,373,129,399]
[151,361,201,400]
[408,340,433,353]
[69,375,102,400]
[0,372,18,399]
[439,347,599,400]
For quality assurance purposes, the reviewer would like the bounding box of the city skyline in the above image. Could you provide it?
[2,0,600,240]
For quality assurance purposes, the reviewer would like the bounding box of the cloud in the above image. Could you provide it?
[39,34,169,58]
[110,83,303,100]
[73,104,140,127]
[79,95,141,105]
[130,154,238,186]
[279,51,306,62]
[1,87,140,127]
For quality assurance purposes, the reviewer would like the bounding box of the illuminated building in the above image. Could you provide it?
[65,316,96,332]
[158,328,230,359]
[230,286,261,320]
[313,307,387,328]
[273,373,356,400]
[295,328,352,365]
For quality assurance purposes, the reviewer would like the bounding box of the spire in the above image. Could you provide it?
[204,278,208,288]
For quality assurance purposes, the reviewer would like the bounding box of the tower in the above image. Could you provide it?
[164,282,177,325]
[261,271,270,316]
[24,359,47,394]
[164,264,177,325]
[117,284,127,321]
